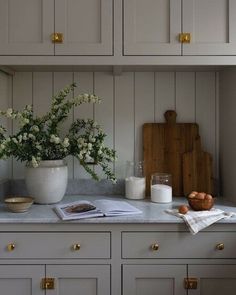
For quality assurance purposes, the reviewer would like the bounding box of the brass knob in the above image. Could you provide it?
[151,243,159,251]
[216,243,224,250]
[51,33,63,43]
[7,243,15,251]
[72,243,81,251]
[179,33,191,43]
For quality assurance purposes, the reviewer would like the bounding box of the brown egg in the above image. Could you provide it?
[191,191,198,195]
[178,205,189,214]
[188,193,197,199]
[205,194,213,200]
[195,192,206,199]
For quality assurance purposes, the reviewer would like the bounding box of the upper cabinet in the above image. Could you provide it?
[55,0,113,55]
[0,0,54,55]
[183,0,236,55]
[0,0,113,56]
[123,0,236,56]
[123,0,182,56]
[1,0,236,63]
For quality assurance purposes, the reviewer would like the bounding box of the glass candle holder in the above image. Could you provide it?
[125,161,145,200]
[150,173,172,203]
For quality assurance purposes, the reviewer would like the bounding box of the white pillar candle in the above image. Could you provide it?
[151,184,172,203]
[125,176,146,200]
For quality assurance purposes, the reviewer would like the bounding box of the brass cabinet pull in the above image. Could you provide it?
[184,278,198,289]
[51,33,63,43]
[151,243,159,251]
[7,243,15,251]
[216,243,224,250]
[72,243,81,251]
[179,33,191,43]
[41,278,55,290]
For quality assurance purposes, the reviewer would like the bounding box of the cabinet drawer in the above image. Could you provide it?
[0,232,110,259]
[122,232,236,259]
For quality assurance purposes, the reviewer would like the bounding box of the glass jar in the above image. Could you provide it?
[150,173,172,203]
[125,161,145,199]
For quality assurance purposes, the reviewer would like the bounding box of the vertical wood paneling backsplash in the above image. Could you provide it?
[1,71,219,181]
[0,72,11,180]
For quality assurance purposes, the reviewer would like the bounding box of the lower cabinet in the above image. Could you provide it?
[123,264,186,295]
[0,265,45,295]
[123,264,236,295]
[188,264,236,295]
[46,265,110,295]
[0,264,110,295]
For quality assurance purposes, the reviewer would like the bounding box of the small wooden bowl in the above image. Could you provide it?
[4,196,34,213]
[187,197,214,211]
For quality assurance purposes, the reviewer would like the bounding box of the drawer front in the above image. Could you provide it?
[122,232,236,259]
[0,232,110,259]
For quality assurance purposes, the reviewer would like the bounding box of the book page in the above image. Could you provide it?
[94,199,142,216]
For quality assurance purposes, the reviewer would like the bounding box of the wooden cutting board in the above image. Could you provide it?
[183,136,213,196]
[143,110,199,197]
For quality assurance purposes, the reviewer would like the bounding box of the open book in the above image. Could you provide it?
[55,199,142,220]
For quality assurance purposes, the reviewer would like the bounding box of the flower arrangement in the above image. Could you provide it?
[0,83,116,183]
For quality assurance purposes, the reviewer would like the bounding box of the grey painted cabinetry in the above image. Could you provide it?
[122,230,236,295]
[0,265,44,295]
[0,224,236,295]
[0,231,111,295]
[123,0,236,56]
[0,0,113,56]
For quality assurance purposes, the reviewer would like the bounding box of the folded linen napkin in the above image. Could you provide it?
[165,208,236,234]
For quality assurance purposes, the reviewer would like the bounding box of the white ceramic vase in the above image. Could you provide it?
[25,160,68,204]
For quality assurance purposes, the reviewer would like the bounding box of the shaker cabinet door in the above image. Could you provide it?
[55,0,113,55]
[0,0,54,55]
[123,264,187,295]
[188,265,236,295]
[123,0,181,55]
[182,0,236,55]
[0,265,44,295]
[46,265,110,295]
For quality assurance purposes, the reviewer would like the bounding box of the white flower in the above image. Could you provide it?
[77,138,84,145]
[28,134,35,140]
[32,125,39,132]
[31,156,38,168]
[17,135,22,143]
[62,138,70,148]
[12,137,18,144]
[54,137,60,144]
[87,143,93,150]
[6,108,13,118]
[20,117,30,126]
[26,105,32,111]
[23,133,28,140]
[98,149,103,155]
[0,143,6,151]
[50,134,60,144]
[0,126,4,133]
[36,144,42,151]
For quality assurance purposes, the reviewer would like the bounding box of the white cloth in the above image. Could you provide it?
[165,208,236,235]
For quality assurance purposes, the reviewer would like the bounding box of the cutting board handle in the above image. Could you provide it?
[164,110,177,124]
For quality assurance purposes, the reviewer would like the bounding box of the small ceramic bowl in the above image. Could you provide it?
[4,196,34,213]
[187,197,214,211]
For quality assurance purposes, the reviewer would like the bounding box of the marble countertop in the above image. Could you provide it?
[0,195,236,224]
